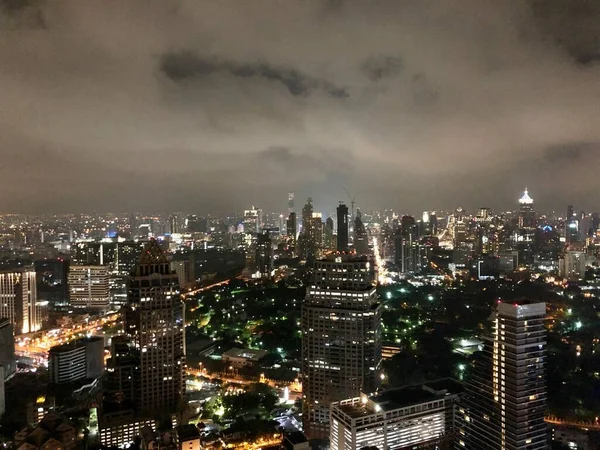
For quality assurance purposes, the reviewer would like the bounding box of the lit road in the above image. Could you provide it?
[371,236,390,285]
[182,277,239,298]
[15,312,121,365]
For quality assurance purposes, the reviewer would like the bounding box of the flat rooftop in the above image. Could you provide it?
[222,347,268,360]
[336,379,463,418]
[49,336,103,354]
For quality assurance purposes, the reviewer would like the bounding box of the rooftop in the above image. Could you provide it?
[175,424,200,441]
[222,347,268,360]
[336,379,463,418]
[49,336,103,354]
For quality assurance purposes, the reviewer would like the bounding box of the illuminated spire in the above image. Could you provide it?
[519,188,533,205]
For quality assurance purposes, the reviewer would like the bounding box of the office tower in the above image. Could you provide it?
[310,213,324,252]
[125,239,185,414]
[0,318,15,380]
[302,254,382,439]
[460,300,547,450]
[518,189,536,237]
[169,215,180,234]
[185,214,199,233]
[430,211,438,235]
[517,189,536,266]
[287,212,297,243]
[288,192,295,214]
[0,267,40,334]
[331,379,463,450]
[336,203,349,252]
[354,209,368,255]
[565,205,578,244]
[325,217,335,250]
[279,214,286,235]
[68,265,110,310]
[243,206,262,235]
[48,337,104,384]
[255,230,273,279]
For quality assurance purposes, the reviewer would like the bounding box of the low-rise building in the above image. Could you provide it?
[14,413,76,450]
[222,347,268,367]
[175,424,201,450]
[330,379,463,450]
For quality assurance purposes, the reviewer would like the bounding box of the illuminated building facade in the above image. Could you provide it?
[330,379,463,450]
[255,230,273,279]
[100,240,184,440]
[48,336,104,384]
[301,255,382,439]
[459,300,547,450]
[0,267,41,334]
[124,239,185,414]
[68,265,110,310]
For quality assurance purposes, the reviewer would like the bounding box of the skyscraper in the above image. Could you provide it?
[287,212,297,242]
[336,203,349,252]
[0,318,15,380]
[288,192,295,214]
[100,240,184,427]
[255,230,273,279]
[0,267,40,334]
[517,189,536,266]
[354,209,368,255]
[460,300,547,450]
[301,254,382,439]
[125,240,185,415]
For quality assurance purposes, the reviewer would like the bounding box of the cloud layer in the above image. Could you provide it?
[1,0,600,214]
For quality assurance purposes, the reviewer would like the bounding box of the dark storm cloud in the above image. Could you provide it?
[2,0,600,214]
[160,52,349,98]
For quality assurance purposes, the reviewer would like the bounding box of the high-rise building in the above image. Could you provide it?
[354,209,369,255]
[517,189,536,266]
[169,215,180,235]
[68,265,110,310]
[288,192,295,214]
[48,337,104,384]
[460,300,547,450]
[0,318,15,380]
[255,230,273,279]
[0,267,40,334]
[287,212,297,242]
[336,203,349,252]
[566,205,578,244]
[0,366,4,418]
[124,240,185,415]
[101,240,185,438]
[243,206,262,235]
[330,379,463,450]
[324,217,335,250]
[302,254,382,439]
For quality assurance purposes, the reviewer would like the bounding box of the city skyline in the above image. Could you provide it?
[2,1,600,213]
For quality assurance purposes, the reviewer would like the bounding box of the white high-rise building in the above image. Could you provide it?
[0,267,40,334]
[68,265,110,310]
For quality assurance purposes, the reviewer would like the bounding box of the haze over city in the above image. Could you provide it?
[2,0,600,213]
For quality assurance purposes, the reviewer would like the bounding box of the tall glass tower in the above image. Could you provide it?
[301,254,382,439]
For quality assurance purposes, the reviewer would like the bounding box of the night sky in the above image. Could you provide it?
[1,0,600,214]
